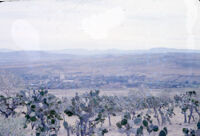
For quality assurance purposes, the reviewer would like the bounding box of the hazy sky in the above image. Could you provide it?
[0,0,200,50]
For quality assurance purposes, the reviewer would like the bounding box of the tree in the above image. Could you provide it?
[18,89,63,136]
[174,91,200,123]
[101,95,121,126]
[0,94,21,118]
[64,90,107,136]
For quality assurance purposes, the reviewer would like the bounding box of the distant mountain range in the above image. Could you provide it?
[148,48,200,53]
[1,48,200,55]
[43,48,200,55]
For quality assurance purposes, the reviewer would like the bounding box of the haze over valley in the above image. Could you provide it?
[1,48,200,92]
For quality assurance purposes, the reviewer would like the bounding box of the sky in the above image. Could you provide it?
[0,0,200,51]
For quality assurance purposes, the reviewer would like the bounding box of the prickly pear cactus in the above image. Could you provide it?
[19,90,63,136]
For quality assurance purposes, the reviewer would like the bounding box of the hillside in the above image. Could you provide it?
[0,49,200,90]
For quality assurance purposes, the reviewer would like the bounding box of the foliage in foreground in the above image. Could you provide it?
[0,89,199,136]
